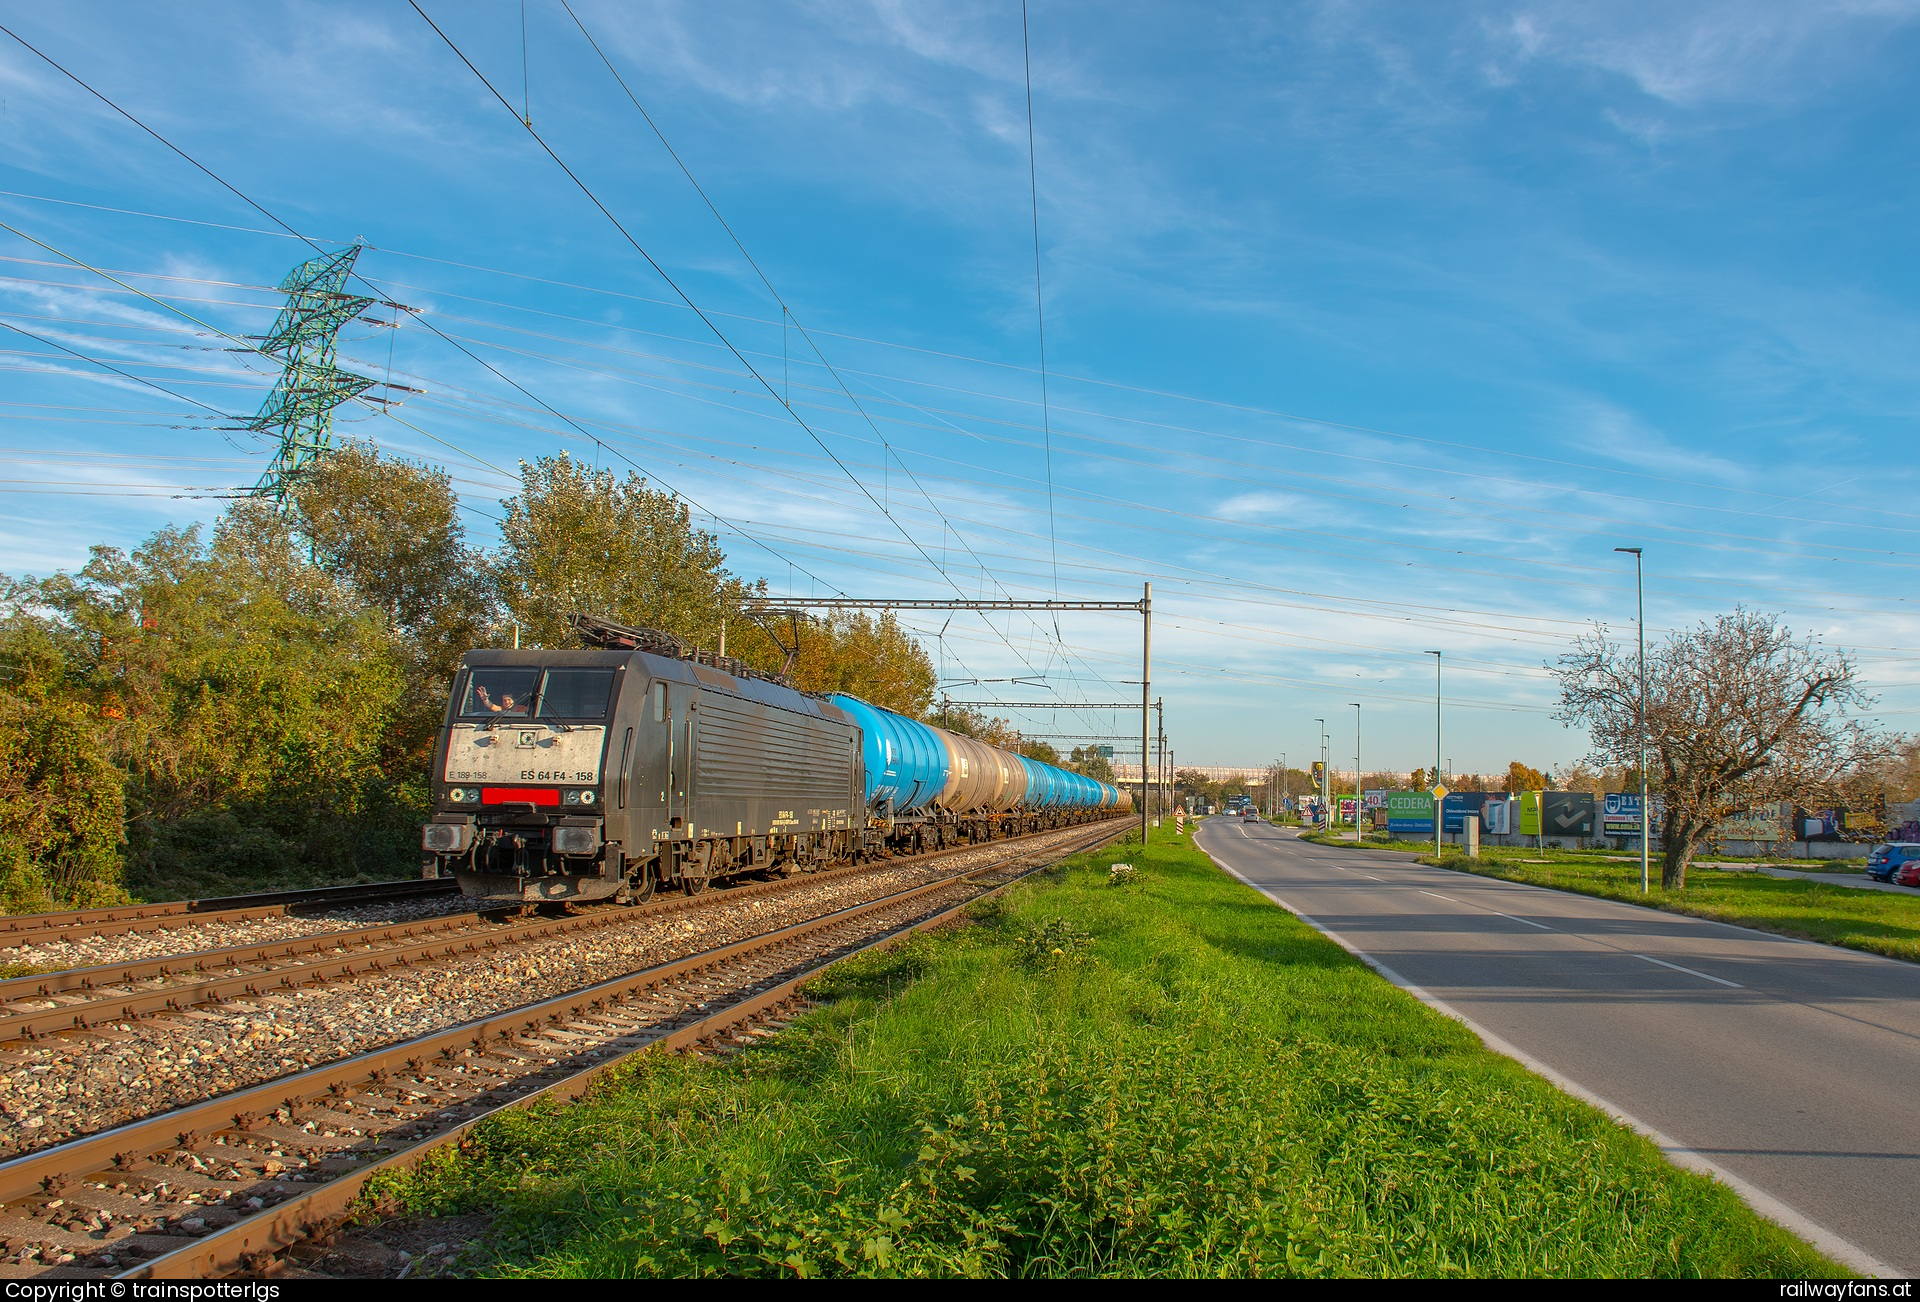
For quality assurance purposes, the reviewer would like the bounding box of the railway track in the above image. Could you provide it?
[0,819,1129,1279]
[0,827,1105,1051]
[0,879,462,950]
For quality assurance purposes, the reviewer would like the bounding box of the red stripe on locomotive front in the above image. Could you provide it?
[482,787,560,806]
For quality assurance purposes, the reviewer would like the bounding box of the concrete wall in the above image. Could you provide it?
[1386,830,1866,859]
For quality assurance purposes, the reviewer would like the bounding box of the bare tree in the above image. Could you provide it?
[1552,608,1886,887]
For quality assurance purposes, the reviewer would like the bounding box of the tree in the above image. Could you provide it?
[733,610,936,718]
[1175,768,1220,806]
[495,455,749,651]
[1552,608,1887,887]
[1551,760,1607,796]
[291,441,494,765]
[1848,734,1920,804]
[1505,761,1547,792]
[1409,768,1427,790]
[1068,746,1115,783]
[291,441,493,649]
[1,504,418,900]
[926,702,1024,749]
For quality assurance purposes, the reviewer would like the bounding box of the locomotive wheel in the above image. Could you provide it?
[625,865,656,904]
[683,875,710,897]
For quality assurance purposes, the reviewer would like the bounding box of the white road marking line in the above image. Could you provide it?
[1362,874,1383,881]
[1634,953,1743,988]
[1419,890,1555,931]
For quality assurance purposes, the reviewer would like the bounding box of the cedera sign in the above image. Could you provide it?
[1385,791,1433,834]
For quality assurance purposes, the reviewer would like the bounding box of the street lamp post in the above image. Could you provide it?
[1349,703,1362,842]
[1314,719,1325,830]
[1425,651,1442,857]
[1616,546,1649,894]
[1322,727,1332,828]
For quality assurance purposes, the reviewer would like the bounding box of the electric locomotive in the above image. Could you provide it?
[420,617,1128,906]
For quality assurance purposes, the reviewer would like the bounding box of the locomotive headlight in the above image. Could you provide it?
[580,789,596,805]
[563,790,581,805]
[447,788,466,803]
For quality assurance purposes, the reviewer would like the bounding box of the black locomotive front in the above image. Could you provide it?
[422,650,631,903]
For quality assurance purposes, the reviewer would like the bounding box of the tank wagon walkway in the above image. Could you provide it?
[1195,820,1920,1279]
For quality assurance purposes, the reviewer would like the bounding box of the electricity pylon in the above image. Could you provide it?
[246,245,376,500]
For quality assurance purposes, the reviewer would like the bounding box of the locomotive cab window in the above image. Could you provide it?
[459,668,537,718]
[537,667,617,719]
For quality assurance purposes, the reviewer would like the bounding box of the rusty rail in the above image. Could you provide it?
[0,879,460,946]
[0,819,1126,1044]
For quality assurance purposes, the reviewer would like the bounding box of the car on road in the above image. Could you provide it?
[1896,860,1920,889]
[1866,843,1920,882]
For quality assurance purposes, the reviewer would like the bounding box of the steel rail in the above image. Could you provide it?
[0,822,1124,1277]
[0,879,460,945]
[0,819,1125,1044]
[121,819,1128,1280]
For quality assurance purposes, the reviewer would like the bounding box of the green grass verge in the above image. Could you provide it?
[1297,829,1402,850]
[1415,849,1920,965]
[368,833,1843,1279]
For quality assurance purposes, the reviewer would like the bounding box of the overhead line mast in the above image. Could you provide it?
[0,22,842,596]
[245,245,382,500]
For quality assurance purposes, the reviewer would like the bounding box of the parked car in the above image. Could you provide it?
[1866,843,1920,882]
[1896,860,1920,888]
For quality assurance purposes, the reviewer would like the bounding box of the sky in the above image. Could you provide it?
[3,0,1919,778]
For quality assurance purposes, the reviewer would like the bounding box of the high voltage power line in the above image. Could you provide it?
[11,277,1920,621]
[4,28,1916,726]
[9,189,1885,524]
[4,202,1911,547]
[417,1,1125,718]
[0,19,850,604]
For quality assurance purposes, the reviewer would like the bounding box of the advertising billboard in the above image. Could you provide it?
[1717,801,1790,843]
[1363,789,1387,811]
[1540,791,1595,838]
[1442,791,1488,833]
[1385,790,1433,834]
[1602,793,1643,837]
[1336,796,1356,825]
[1483,797,1512,836]
[1517,790,1543,836]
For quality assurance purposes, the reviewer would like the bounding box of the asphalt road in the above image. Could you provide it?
[1196,818,1920,1277]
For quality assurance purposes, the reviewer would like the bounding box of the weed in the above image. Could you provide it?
[1013,917,1092,971]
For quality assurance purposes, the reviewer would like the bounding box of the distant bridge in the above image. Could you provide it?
[1113,764,1274,783]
